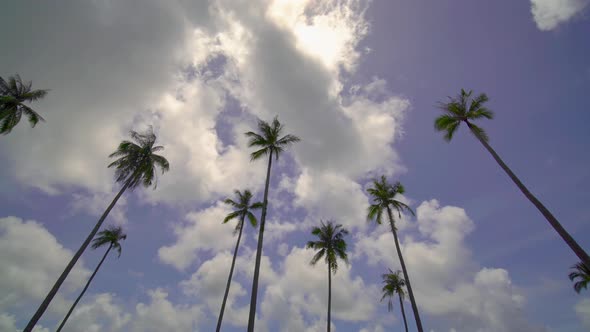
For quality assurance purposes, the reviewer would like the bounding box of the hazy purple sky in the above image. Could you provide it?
[1,0,589,331]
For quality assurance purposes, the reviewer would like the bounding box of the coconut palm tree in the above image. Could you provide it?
[244,116,300,332]
[56,226,127,332]
[367,176,423,332]
[569,262,590,293]
[0,74,49,134]
[216,189,263,332]
[24,127,169,332]
[435,89,590,267]
[306,221,349,332]
[381,269,409,332]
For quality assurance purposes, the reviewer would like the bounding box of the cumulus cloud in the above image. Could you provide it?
[575,298,590,328]
[355,200,544,331]
[69,191,128,225]
[180,251,250,327]
[260,247,378,331]
[60,293,130,332]
[0,0,193,194]
[158,202,238,270]
[130,289,204,332]
[0,216,90,318]
[530,0,590,30]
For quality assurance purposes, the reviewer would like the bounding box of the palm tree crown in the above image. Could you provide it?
[569,262,590,293]
[92,226,127,256]
[108,127,170,190]
[367,175,414,226]
[245,116,301,161]
[434,88,494,142]
[306,221,349,273]
[223,189,263,232]
[0,74,49,134]
[381,269,406,311]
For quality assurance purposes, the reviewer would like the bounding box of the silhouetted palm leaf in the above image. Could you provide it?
[569,262,590,293]
[0,74,48,134]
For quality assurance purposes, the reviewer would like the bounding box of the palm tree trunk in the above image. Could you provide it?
[56,244,113,332]
[399,294,409,332]
[327,266,332,332]
[247,151,273,332]
[466,121,590,266]
[24,180,130,332]
[386,207,423,332]
[216,215,245,332]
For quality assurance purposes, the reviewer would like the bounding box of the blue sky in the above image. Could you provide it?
[1,0,589,331]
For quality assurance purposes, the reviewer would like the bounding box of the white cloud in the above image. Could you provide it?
[180,251,250,327]
[0,0,194,195]
[294,168,369,231]
[0,216,90,318]
[355,200,544,331]
[260,247,378,330]
[60,293,130,332]
[575,298,590,328]
[69,191,128,225]
[158,202,238,270]
[130,289,204,332]
[530,0,590,30]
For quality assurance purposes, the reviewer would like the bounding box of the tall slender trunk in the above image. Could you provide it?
[24,180,130,332]
[386,207,423,332]
[216,215,245,332]
[327,266,332,332]
[399,294,409,332]
[247,151,273,332]
[56,244,113,332]
[466,121,590,266]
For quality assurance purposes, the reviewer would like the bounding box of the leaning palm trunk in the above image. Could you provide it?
[327,266,332,332]
[24,180,131,332]
[386,207,423,332]
[399,294,409,332]
[56,244,113,332]
[466,121,590,266]
[247,151,273,332]
[216,215,246,332]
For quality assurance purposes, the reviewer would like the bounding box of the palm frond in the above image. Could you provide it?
[22,89,49,102]
[151,154,170,173]
[434,114,459,132]
[309,248,325,266]
[223,211,241,223]
[469,107,494,120]
[468,92,489,114]
[20,104,45,127]
[246,211,258,227]
[276,134,301,146]
[569,262,590,293]
[91,226,126,252]
[250,147,269,161]
[250,202,264,210]
[306,221,349,274]
[468,122,489,142]
[108,127,169,189]
[245,131,267,147]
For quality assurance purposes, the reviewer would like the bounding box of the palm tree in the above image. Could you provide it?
[367,176,423,332]
[56,226,127,332]
[569,262,590,293]
[216,189,263,332]
[306,221,349,332]
[0,74,49,135]
[24,127,169,332]
[435,89,590,266]
[381,269,409,332]
[244,116,300,332]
